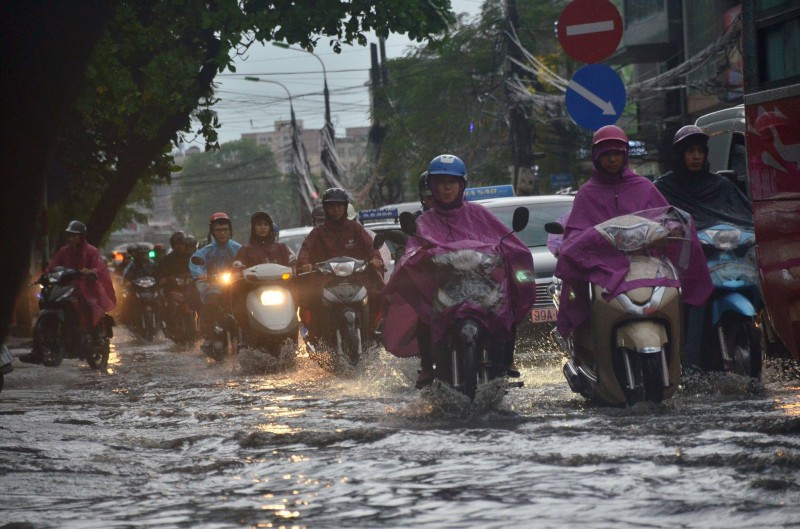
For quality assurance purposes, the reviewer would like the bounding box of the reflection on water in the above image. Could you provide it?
[1,329,799,528]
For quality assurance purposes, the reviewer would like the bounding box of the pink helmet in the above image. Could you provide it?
[592,125,629,147]
[592,125,629,168]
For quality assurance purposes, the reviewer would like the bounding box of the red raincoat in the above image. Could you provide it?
[48,242,116,331]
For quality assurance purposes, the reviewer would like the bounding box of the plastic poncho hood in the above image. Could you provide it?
[381,201,536,357]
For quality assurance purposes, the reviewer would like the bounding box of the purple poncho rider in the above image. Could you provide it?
[382,154,537,388]
[554,125,712,347]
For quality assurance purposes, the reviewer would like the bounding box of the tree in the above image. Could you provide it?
[1,1,116,342]
[52,0,456,247]
[2,0,455,342]
[373,0,585,196]
[172,140,293,240]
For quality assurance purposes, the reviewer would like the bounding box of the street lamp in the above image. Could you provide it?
[272,43,342,187]
[244,76,316,224]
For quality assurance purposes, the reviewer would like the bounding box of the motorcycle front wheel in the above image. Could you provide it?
[36,314,64,367]
[720,313,763,378]
[144,309,156,342]
[336,324,362,365]
[641,353,665,404]
[86,324,110,371]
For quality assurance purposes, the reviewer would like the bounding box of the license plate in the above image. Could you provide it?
[531,307,557,323]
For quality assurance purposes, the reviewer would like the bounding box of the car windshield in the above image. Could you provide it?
[485,202,573,247]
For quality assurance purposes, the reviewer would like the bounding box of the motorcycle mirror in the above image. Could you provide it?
[232,260,245,269]
[544,222,564,235]
[191,256,205,266]
[372,233,386,250]
[399,211,417,236]
[512,207,530,232]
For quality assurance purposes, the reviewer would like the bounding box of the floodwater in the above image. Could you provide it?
[2,328,799,529]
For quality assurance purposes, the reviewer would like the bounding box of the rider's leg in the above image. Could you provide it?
[415,320,433,388]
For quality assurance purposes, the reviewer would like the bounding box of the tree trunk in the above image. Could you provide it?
[0,1,115,343]
[85,37,222,247]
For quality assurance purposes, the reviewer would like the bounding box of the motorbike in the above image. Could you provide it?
[697,223,763,377]
[300,240,385,369]
[124,275,161,342]
[197,271,239,361]
[397,208,530,400]
[547,208,689,406]
[236,262,299,366]
[32,266,113,370]
[0,344,13,392]
[161,274,198,345]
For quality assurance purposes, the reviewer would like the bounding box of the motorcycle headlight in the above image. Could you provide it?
[134,276,157,288]
[220,272,232,284]
[260,289,285,306]
[333,262,355,277]
[707,228,742,250]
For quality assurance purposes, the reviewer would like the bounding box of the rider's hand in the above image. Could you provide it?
[197,273,208,281]
[80,268,97,278]
[370,258,383,270]
[298,264,312,274]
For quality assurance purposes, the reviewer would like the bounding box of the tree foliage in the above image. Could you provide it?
[172,140,294,241]
[50,0,456,246]
[374,0,588,195]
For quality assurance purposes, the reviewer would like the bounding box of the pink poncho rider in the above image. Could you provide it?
[382,154,537,388]
[554,125,712,359]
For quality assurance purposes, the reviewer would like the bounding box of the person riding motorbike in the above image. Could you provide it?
[382,154,537,388]
[555,125,712,361]
[21,220,116,364]
[159,232,192,280]
[232,211,295,330]
[234,212,293,269]
[122,244,160,323]
[654,125,753,231]
[296,188,385,343]
[311,204,326,227]
[190,212,242,354]
[654,125,755,369]
[415,170,434,218]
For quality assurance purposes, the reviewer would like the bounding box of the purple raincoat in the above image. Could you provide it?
[382,199,536,357]
[555,194,713,337]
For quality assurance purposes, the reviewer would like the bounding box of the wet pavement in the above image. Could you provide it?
[2,329,799,528]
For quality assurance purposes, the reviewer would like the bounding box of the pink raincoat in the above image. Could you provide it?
[48,242,116,330]
[382,200,536,357]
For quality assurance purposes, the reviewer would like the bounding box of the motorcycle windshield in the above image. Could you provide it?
[699,224,758,287]
[432,249,504,314]
[557,206,710,303]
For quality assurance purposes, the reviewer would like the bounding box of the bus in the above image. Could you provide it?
[742,0,800,359]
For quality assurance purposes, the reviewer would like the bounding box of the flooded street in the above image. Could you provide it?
[2,329,800,529]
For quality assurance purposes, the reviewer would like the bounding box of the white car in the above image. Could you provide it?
[474,195,574,325]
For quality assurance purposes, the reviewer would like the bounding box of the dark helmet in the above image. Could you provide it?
[250,211,273,226]
[428,154,467,184]
[417,171,432,205]
[127,243,147,256]
[65,220,87,235]
[673,125,709,150]
[321,187,349,205]
[169,231,186,249]
[185,235,198,251]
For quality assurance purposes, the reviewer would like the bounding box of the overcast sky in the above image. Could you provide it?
[209,0,485,144]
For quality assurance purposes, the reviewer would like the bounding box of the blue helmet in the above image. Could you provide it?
[427,154,467,184]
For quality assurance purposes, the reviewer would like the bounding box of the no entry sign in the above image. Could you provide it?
[558,0,623,64]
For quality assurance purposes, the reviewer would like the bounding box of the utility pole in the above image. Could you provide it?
[504,0,536,195]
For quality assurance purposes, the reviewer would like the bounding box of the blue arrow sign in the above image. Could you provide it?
[550,173,573,187]
[566,64,626,131]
